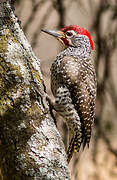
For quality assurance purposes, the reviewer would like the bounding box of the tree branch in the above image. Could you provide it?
[0,1,70,179]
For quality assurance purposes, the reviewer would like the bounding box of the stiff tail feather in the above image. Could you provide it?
[67,133,82,163]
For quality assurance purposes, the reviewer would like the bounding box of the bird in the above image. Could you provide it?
[41,25,97,163]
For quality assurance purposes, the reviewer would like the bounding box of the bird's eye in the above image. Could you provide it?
[66,31,73,37]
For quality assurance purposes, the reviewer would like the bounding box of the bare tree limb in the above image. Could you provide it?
[23,0,46,33]
[31,4,53,49]
[52,0,65,28]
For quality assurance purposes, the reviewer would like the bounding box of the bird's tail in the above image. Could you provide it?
[82,136,90,150]
[67,133,82,163]
[67,137,74,163]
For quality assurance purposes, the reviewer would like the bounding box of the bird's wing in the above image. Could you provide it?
[59,56,96,146]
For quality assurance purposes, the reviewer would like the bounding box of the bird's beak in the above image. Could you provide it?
[41,29,64,39]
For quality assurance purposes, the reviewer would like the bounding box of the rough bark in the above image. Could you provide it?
[0,0,70,179]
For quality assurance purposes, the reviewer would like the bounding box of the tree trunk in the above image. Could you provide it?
[0,0,70,179]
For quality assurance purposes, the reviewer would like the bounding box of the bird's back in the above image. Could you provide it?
[51,51,96,147]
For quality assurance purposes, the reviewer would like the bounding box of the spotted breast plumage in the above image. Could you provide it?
[42,25,97,163]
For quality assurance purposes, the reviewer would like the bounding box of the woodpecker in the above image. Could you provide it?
[42,25,97,163]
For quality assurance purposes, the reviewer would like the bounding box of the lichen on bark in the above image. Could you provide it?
[0,1,70,179]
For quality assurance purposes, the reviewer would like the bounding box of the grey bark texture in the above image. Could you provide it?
[0,0,70,179]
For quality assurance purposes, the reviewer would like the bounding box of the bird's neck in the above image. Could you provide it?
[61,46,91,59]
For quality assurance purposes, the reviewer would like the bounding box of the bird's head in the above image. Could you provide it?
[41,25,94,50]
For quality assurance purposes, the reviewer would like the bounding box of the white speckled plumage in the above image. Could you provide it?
[42,25,97,163]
